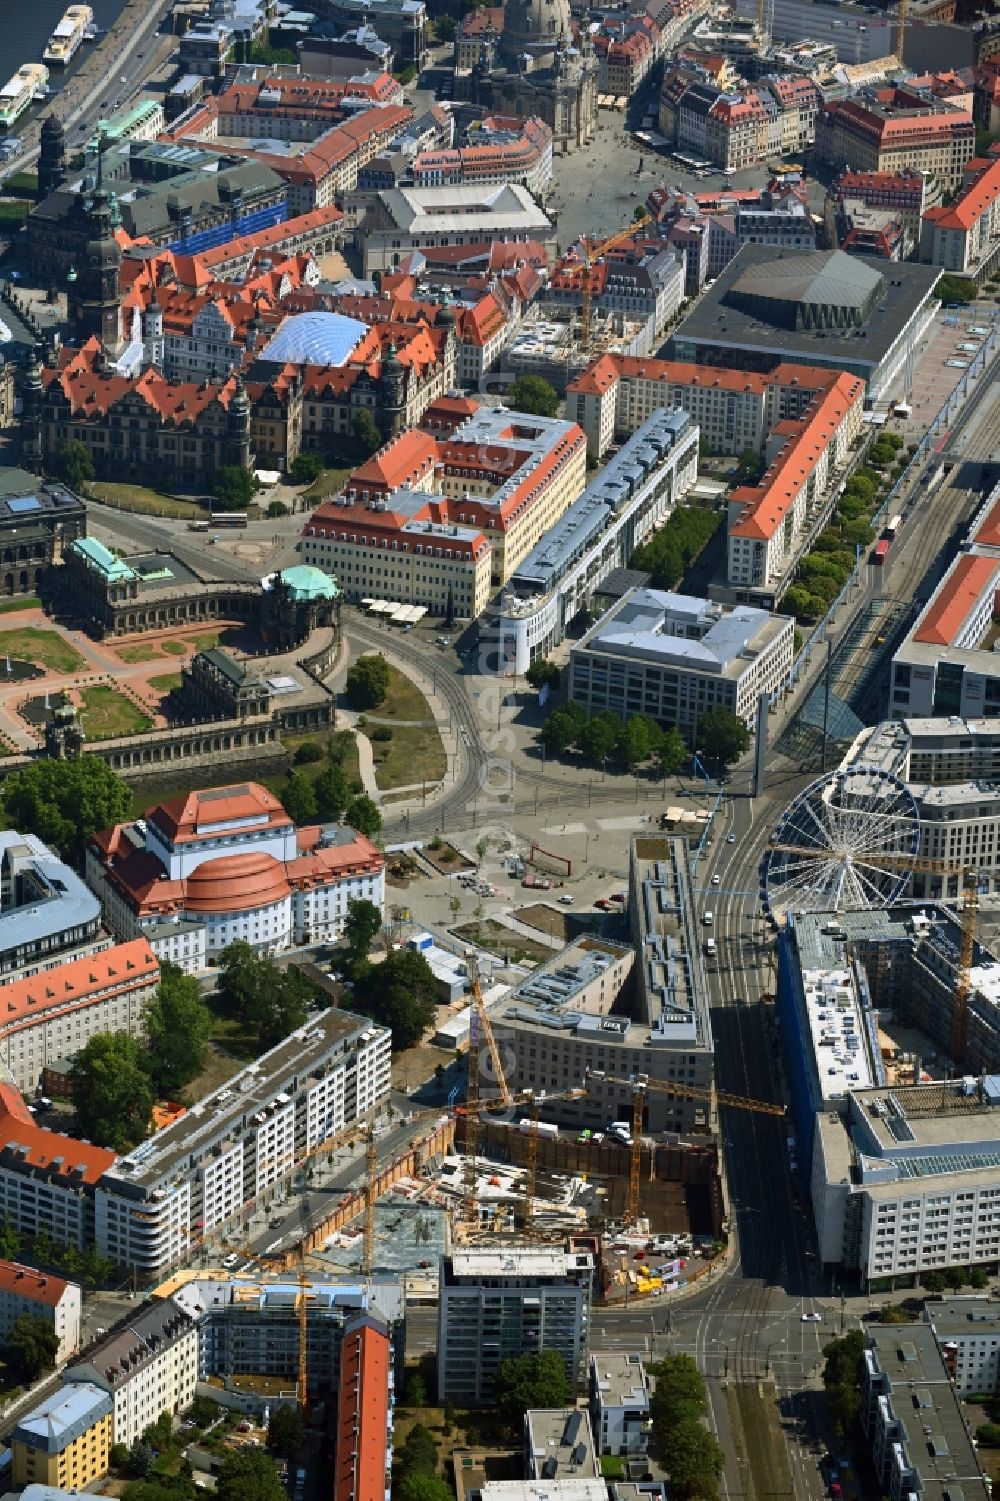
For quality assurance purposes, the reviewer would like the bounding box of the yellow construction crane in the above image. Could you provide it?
[361,1125,378,1278]
[297,1250,309,1416]
[454,1085,588,1235]
[588,1071,785,1228]
[462,951,512,1224]
[578,212,653,344]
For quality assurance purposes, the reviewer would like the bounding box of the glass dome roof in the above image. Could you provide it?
[260,311,369,368]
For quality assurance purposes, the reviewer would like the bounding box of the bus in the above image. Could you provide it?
[187,520,210,532]
[871,539,890,566]
[209,512,248,529]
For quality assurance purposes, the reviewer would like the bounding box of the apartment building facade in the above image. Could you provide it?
[11,1384,113,1491]
[0,1261,81,1364]
[66,1301,198,1447]
[818,89,974,192]
[920,152,1000,278]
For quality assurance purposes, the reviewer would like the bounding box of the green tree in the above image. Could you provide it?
[495,1350,571,1423]
[398,1422,438,1476]
[314,761,349,821]
[122,1482,181,1501]
[969,1266,990,1289]
[345,793,382,839]
[266,1404,305,1461]
[216,944,317,1052]
[402,1370,428,1406]
[353,410,383,456]
[398,1478,453,1501]
[937,273,977,304]
[616,713,658,769]
[657,726,688,777]
[212,466,256,510]
[290,451,325,485]
[630,506,721,590]
[6,1315,59,1380]
[281,770,319,825]
[697,707,750,767]
[430,12,456,38]
[129,1441,155,1479]
[144,962,213,1094]
[659,1417,723,1501]
[0,1217,21,1260]
[58,439,95,491]
[507,374,560,418]
[351,948,437,1049]
[294,741,325,765]
[187,1395,223,1429]
[71,1033,154,1151]
[346,655,391,710]
[733,447,762,484]
[525,658,560,690]
[111,1444,130,1471]
[579,710,620,766]
[821,1329,865,1434]
[651,1354,706,1418]
[265,500,288,519]
[1,755,132,865]
[541,701,587,755]
[216,1448,288,1501]
[344,897,382,963]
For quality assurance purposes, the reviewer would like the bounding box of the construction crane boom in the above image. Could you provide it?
[590,1071,784,1227]
[361,1125,378,1277]
[580,212,652,343]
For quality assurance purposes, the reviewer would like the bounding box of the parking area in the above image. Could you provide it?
[896,308,999,442]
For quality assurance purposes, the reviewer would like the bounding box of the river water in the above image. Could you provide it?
[2,0,132,94]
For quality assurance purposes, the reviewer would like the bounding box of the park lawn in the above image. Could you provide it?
[371,722,445,791]
[452,919,550,966]
[205,992,258,1061]
[366,660,435,722]
[148,672,182,692]
[0,597,39,616]
[302,464,354,504]
[116,642,160,664]
[279,729,363,793]
[160,639,188,657]
[191,631,221,652]
[89,482,206,520]
[78,686,153,739]
[0,627,85,674]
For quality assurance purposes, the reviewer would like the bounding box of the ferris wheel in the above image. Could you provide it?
[759,766,921,928]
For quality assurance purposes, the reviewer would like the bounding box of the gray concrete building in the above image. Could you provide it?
[437,1244,594,1404]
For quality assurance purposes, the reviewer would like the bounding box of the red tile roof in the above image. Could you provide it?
[0,1083,117,1184]
[185,852,291,914]
[922,152,1000,231]
[147,782,290,844]
[335,1318,391,1501]
[913,553,1000,646]
[0,940,158,1039]
[0,1260,73,1308]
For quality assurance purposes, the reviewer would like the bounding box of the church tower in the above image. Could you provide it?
[68,149,123,355]
[143,289,164,368]
[379,342,407,437]
[37,114,66,202]
[20,343,44,473]
[225,375,252,470]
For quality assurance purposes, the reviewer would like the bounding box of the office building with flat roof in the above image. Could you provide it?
[437,1244,594,1404]
[0,832,105,984]
[490,837,714,1137]
[923,1297,1000,1396]
[862,1324,990,1501]
[525,1409,599,1480]
[568,588,794,737]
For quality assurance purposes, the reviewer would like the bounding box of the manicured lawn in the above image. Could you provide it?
[116,642,161,664]
[148,672,182,692]
[302,465,354,504]
[0,627,85,674]
[78,686,153,739]
[160,639,188,657]
[191,631,221,652]
[0,597,39,615]
[89,482,207,520]
[371,722,445,791]
[366,660,435,722]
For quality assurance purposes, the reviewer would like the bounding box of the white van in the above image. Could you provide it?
[703,911,713,927]
[704,938,717,957]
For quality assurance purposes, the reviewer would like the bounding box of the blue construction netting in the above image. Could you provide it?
[168,202,289,256]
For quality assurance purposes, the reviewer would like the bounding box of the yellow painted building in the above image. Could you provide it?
[12,1382,113,1490]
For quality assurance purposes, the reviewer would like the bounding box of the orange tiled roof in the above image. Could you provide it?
[334,1319,391,1501]
[0,939,158,1036]
[913,553,1000,646]
[0,1083,116,1184]
[0,1260,73,1307]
